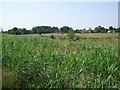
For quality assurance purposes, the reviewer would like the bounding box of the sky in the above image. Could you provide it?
[118,1,120,27]
[1,2,118,31]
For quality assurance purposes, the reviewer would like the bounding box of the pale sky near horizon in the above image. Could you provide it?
[1,2,118,31]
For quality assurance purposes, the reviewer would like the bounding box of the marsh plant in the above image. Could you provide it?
[67,28,75,41]
[2,34,120,88]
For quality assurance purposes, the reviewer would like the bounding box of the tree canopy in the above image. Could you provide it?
[3,25,119,35]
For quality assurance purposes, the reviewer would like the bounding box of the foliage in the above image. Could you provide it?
[94,26,107,33]
[2,66,18,88]
[109,26,114,30]
[8,27,30,35]
[32,26,59,34]
[50,34,55,39]
[67,28,75,41]
[4,25,119,35]
[60,26,71,33]
[2,34,120,88]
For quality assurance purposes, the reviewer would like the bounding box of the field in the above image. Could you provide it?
[2,33,120,88]
[29,33,118,38]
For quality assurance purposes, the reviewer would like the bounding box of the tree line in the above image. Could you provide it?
[2,25,120,35]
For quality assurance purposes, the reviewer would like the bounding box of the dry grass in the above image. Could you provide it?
[39,33,118,38]
[2,67,17,88]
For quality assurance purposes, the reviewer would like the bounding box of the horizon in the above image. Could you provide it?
[1,2,118,31]
[1,25,118,31]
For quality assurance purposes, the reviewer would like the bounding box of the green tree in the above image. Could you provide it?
[32,26,59,34]
[94,26,106,33]
[8,27,21,35]
[94,26,101,33]
[116,27,120,32]
[108,26,115,33]
[109,26,114,30]
[32,26,40,34]
[60,26,70,33]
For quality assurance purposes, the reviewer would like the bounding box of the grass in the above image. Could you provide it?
[0,32,2,90]
[2,67,17,88]
[40,33,118,38]
[2,34,120,88]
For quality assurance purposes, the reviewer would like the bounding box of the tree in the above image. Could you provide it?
[116,27,120,32]
[94,26,101,33]
[100,27,106,33]
[105,28,109,33]
[32,26,59,34]
[75,29,84,34]
[8,27,30,35]
[8,27,21,35]
[22,28,28,34]
[108,26,114,33]
[32,26,39,34]
[60,26,70,33]
[88,27,93,33]
[94,26,106,33]
[113,27,118,33]
[83,28,86,31]
[109,26,114,30]
[52,27,59,33]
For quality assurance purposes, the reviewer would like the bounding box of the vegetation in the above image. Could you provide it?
[50,34,55,39]
[2,34,120,88]
[2,26,120,35]
[67,28,75,41]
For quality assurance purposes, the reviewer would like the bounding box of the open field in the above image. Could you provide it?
[2,34,120,88]
[25,33,119,39]
[40,33,118,38]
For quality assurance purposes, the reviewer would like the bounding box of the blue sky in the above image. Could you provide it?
[1,2,118,31]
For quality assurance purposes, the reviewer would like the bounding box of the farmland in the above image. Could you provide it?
[2,33,120,88]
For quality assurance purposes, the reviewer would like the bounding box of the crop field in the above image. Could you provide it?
[2,34,120,88]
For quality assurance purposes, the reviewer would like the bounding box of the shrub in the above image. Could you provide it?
[67,28,75,41]
[51,34,55,39]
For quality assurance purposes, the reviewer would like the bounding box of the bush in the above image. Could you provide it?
[67,28,75,41]
[51,34,55,39]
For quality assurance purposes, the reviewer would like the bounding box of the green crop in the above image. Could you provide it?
[2,34,120,88]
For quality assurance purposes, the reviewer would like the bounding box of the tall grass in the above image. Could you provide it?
[2,34,120,88]
[0,33,2,89]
